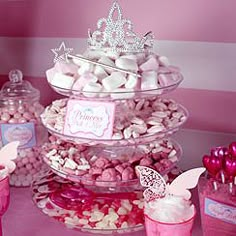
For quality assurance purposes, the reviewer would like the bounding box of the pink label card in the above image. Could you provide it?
[64,99,116,140]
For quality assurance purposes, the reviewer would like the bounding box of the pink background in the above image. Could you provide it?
[0,0,236,42]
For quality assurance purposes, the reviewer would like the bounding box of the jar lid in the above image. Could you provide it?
[0,70,40,103]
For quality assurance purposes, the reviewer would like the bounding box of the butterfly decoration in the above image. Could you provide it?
[0,141,19,174]
[136,166,206,202]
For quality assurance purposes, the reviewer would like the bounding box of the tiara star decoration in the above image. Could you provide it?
[88,1,154,53]
[51,42,73,63]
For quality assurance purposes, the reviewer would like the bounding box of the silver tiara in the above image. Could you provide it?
[88,1,154,53]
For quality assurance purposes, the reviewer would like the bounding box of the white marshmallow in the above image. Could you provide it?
[46,68,56,83]
[50,73,75,89]
[141,71,158,90]
[83,82,103,97]
[72,73,98,91]
[63,158,78,170]
[102,72,126,91]
[94,66,108,80]
[98,56,116,73]
[78,62,94,75]
[125,74,139,89]
[55,61,78,74]
[115,58,138,72]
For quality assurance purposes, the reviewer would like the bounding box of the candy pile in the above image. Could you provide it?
[32,171,144,233]
[46,50,183,99]
[202,142,236,193]
[0,101,44,124]
[41,97,187,144]
[9,147,47,187]
[41,136,181,186]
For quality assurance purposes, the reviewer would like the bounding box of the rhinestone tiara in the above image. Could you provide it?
[88,1,154,53]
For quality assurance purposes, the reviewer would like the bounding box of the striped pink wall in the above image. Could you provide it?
[0,0,236,42]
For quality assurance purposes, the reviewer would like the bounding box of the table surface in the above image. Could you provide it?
[2,187,203,236]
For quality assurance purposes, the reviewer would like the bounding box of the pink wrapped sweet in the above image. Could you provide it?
[137,166,205,236]
[0,70,48,187]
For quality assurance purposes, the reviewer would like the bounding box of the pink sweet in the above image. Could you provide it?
[122,167,135,181]
[140,157,153,166]
[100,168,117,181]
[140,57,159,72]
[94,157,110,168]
[32,172,145,232]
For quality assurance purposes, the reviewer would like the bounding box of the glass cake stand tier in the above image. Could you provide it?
[41,97,188,147]
[32,170,144,234]
[48,74,183,101]
[41,138,182,189]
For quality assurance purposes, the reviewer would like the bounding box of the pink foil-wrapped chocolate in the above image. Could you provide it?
[0,70,48,187]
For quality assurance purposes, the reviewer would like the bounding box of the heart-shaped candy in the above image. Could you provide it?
[229,142,236,157]
[203,155,222,176]
[223,156,236,177]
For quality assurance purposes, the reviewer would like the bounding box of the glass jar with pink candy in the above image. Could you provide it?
[33,0,189,234]
[0,70,48,187]
[199,142,236,236]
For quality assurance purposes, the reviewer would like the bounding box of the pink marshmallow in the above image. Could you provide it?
[140,57,159,72]
[158,74,175,87]
[55,61,78,75]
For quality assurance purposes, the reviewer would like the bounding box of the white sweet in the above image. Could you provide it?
[78,62,94,75]
[141,71,158,90]
[50,73,75,89]
[115,58,138,72]
[102,72,126,91]
[145,195,195,223]
[98,56,116,73]
[46,68,57,83]
[83,82,103,97]
[125,74,139,89]
[63,158,78,170]
[94,66,108,80]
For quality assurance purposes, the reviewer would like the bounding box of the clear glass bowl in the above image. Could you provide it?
[41,98,188,147]
[31,171,145,234]
[42,138,182,188]
[48,74,183,101]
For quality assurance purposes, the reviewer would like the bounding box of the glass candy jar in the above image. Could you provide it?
[0,70,48,187]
